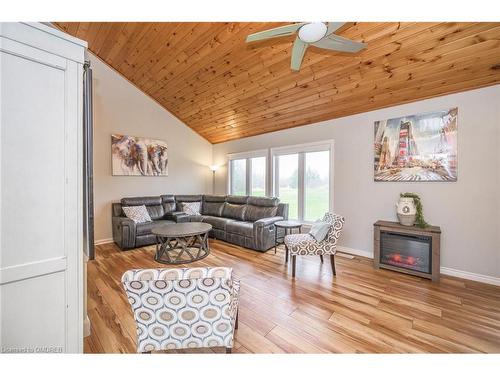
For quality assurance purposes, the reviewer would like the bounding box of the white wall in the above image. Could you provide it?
[90,54,212,241]
[213,85,500,279]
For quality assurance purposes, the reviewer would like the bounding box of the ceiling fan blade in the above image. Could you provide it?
[326,22,345,36]
[312,34,366,53]
[246,23,305,43]
[290,38,309,71]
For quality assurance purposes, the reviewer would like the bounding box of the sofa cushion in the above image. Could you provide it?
[146,205,165,220]
[120,196,165,220]
[112,202,124,217]
[202,195,226,217]
[175,195,202,213]
[202,202,224,217]
[175,194,202,203]
[222,203,246,221]
[204,195,227,203]
[122,205,152,223]
[189,215,204,222]
[201,216,234,230]
[179,201,201,216]
[226,195,248,205]
[121,196,162,206]
[226,221,254,237]
[136,220,174,235]
[245,205,278,222]
[247,196,279,207]
[161,195,176,213]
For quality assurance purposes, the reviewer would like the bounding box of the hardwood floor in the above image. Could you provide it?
[85,240,500,353]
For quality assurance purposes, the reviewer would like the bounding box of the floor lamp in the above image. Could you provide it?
[209,165,219,194]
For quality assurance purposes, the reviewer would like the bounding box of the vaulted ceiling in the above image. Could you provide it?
[55,22,500,144]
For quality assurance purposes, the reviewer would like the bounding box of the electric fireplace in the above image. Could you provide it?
[380,232,431,274]
[374,220,441,281]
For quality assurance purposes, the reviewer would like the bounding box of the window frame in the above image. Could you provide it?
[227,149,269,196]
[271,140,334,223]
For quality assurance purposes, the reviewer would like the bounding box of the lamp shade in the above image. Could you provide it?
[209,165,219,172]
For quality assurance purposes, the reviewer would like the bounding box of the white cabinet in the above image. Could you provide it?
[0,23,86,353]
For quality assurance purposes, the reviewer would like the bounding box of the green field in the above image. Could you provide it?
[252,186,329,221]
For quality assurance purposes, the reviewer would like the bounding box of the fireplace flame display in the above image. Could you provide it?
[379,231,432,274]
[385,253,419,267]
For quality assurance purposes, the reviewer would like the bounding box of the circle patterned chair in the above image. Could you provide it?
[284,212,345,278]
[121,267,240,353]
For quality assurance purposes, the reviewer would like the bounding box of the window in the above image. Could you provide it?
[250,157,266,196]
[272,141,333,222]
[228,150,268,196]
[229,159,246,195]
[277,154,299,219]
[304,150,330,222]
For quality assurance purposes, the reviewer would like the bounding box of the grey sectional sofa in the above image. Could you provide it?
[112,194,288,252]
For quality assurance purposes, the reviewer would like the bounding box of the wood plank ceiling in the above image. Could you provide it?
[55,22,500,144]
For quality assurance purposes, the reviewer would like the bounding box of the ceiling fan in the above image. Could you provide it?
[246,22,366,71]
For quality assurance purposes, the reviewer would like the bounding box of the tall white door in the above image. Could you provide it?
[0,23,86,353]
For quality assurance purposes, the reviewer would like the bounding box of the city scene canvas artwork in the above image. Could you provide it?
[374,108,458,182]
[111,134,168,176]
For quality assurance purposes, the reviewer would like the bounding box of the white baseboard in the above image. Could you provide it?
[94,238,113,245]
[337,246,373,259]
[440,267,500,286]
[337,246,500,286]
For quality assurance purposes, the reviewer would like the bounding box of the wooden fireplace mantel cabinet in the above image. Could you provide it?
[374,220,441,282]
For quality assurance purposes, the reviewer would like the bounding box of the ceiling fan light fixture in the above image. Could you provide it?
[245,22,365,71]
[298,22,328,43]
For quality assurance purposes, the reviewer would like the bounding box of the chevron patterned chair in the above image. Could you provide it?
[121,267,240,353]
[284,212,345,278]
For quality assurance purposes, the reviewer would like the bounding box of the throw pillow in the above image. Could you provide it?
[180,201,201,216]
[308,220,331,242]
[222,203,246,221]
[122,205,152,223]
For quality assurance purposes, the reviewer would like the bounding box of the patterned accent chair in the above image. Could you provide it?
[121,267,240,353]
[284,213,345,278]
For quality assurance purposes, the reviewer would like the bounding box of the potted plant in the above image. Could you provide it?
[396,193,428,228]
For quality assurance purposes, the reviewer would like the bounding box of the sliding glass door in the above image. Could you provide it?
[304,150,330,222]
[250,156,266,196]
[273,142,333,222]
[277,154,299,219]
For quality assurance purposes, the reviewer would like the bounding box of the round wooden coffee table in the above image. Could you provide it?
[152,222,212,264]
